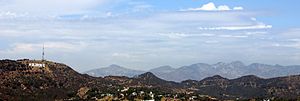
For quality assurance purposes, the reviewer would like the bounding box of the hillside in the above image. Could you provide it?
[1,59,300,100]
[0,59,116,100]
[0,59,182,100]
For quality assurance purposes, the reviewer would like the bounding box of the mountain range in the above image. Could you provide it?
[85,61,300,82]
[1,59,300,100]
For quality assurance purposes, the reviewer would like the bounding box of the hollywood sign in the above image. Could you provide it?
[29,63,45,67]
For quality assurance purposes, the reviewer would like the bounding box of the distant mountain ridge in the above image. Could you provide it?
[148,65,176,76]
[85,61,300,82]
[84,64,145,77]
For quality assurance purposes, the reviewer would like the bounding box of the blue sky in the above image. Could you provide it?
[0,0,300,72]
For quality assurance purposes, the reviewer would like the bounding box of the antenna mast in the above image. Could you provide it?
[42,44,45,61]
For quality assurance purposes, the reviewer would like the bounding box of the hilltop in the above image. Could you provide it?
[0,59,182,100]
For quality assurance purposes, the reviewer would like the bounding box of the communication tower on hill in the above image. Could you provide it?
[42,44,45,61]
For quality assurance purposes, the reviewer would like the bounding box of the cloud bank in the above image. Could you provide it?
[182,2,244,11]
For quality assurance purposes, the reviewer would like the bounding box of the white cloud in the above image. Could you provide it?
[233,7,244,10]
[197,17,272,30]
[0,11,17,18]
[182,2,244,11]
[270,29,300,49]
[0,0,111,15]
[217,5,231,11]
[0,42,86,54]
[245,31,267,35]
[272,42,300,49]
[288,39,300,42]
[111,52,143,62]
[281,28,300,37]
[219,35,249,38]
[204,40,219,44]
[158,32,189,39]
[198,24,272,30]
[158,33,217,39]
[112,53,135,58]
[0,28,43,37]
[198,33,216,37]
[5,43,36,53]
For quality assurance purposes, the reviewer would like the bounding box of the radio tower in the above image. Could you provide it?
[42,44,45,61]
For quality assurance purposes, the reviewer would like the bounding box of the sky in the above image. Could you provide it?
[0,0,300,72]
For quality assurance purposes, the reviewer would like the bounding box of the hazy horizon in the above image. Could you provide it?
[1,0,300,72]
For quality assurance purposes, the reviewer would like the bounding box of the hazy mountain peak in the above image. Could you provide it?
[191,63,211,67]
[249,63,268,66]
[149,65,176,77]
[153,65,173,70]
[211,75,225,79]
[241,75,261,79]
[230,61,244,66]
[214,62,226,66]
[84,64,145,77]
[135,72,167,83]
[109,64,122,68]
[205,75,228,80]
[200,75,229,83]
[274,64,283,67]
[138,72,157,78]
